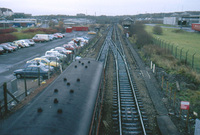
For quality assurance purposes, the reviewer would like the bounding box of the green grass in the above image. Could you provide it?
[146,26,200,51]
[12,31,45,40]
[146,25,200,70]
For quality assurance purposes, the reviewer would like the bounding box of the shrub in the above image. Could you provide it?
[0,28,18,34]
[0,34,17,43]
[130,22,153,48]
[22,28,58,34]
[153,25,163,35]
[136,31,153,48]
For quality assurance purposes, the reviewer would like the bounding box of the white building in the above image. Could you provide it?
[163,17,177,25]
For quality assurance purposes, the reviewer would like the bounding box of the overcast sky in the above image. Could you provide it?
[1,0,200,16]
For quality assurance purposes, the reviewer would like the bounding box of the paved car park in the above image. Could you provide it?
[0,31,91,104]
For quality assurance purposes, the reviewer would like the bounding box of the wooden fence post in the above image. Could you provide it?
[162,76,164,90]
[3,82,8,113]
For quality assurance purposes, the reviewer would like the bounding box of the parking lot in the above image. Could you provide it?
[0,31,92,107]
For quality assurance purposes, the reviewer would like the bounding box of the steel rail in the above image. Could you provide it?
[114,25,147,135]
[114,54,123,135]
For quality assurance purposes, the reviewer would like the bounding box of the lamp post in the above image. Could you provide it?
[37,62,40,86]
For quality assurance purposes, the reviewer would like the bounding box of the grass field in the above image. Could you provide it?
[145,25,200,70]
[143,25,200,117]
[146,25,200,52]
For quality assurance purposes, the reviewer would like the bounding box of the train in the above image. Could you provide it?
[0,58,104,135]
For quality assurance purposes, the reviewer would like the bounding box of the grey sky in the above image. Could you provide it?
[1,0,200,16]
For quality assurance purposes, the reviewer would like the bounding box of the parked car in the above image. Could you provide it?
[45,50,66,59]
[0,47,5,54]
[0,44,14,53]
[13,40,29,48]
[41,55,61,63]
[32,37,46,43]
[3,43,18,51]
[54,33,63,38]
[48,34,55,41]
[13,40,25,48]
[24,61,54,71]
[17,40,30,47]
[33,34,50,42]
[22,39,35,46]
[52,47,73,55]
[13,65,52,79]
[27,57,60,68]
[63,44,75,50]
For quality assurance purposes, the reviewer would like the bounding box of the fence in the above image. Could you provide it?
[153,37,200,72]
[158,74,196,134]
[0,47,81,117]
[0,32,100,117]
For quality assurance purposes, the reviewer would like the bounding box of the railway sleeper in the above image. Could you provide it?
[121,110,137,115]
[119,79,129,82]
[122,114,140,119]
[120,96,134,99]
[112,113,119,118]
[120,104,136,108]
[119,84,131,90]
[122,126,142,131]
[120,96,135,99]
[120,91,132,94]
[120,100,135,104]
[121,104,136,107]
[122,122,140,127]
[120,91,133,97]
[123,130,143,135]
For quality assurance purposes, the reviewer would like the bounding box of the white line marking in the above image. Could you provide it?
[140,70,144,77]
[146,71,151,79]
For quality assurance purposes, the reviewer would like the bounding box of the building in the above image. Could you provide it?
[0,8,14,17]
[163,17,177,25]
[0,18,37,28]
[122,17,134,28]
[164,12,200,26]
[14,18,37,24]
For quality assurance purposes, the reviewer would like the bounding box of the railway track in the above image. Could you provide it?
[98,25,151,134]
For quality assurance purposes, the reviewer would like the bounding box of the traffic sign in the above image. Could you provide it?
[180,101,190,110]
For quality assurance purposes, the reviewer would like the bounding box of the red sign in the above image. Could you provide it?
[181,101,190,110]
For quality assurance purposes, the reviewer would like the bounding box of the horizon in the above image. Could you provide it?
[1,0,200,16]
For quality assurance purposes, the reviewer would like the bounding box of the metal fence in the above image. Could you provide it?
[153,37,200,72]
[0,49,76,117]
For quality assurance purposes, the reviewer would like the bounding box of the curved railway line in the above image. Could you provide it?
[97,25,151,134]
[0,24,181,135]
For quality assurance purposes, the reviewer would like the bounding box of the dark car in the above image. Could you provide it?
[0,44,14,53]
[13,65,52,79]
[0,47,4,54]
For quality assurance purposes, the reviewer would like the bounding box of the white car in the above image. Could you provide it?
[54,47,73,54]
[22,39,35,46]
[13,40,29,48]
[41,55,61,63]
[45,50,66,59]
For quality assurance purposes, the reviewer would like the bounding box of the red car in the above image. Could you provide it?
[63,44,75,50]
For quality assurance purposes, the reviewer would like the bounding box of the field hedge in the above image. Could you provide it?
[0,28,18,34]
[0,28,58,43]
[0,34,17,43]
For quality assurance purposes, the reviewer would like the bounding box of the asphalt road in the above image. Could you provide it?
[0,31,89,86]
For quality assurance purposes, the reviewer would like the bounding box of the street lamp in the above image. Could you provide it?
[37,62,40,86]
